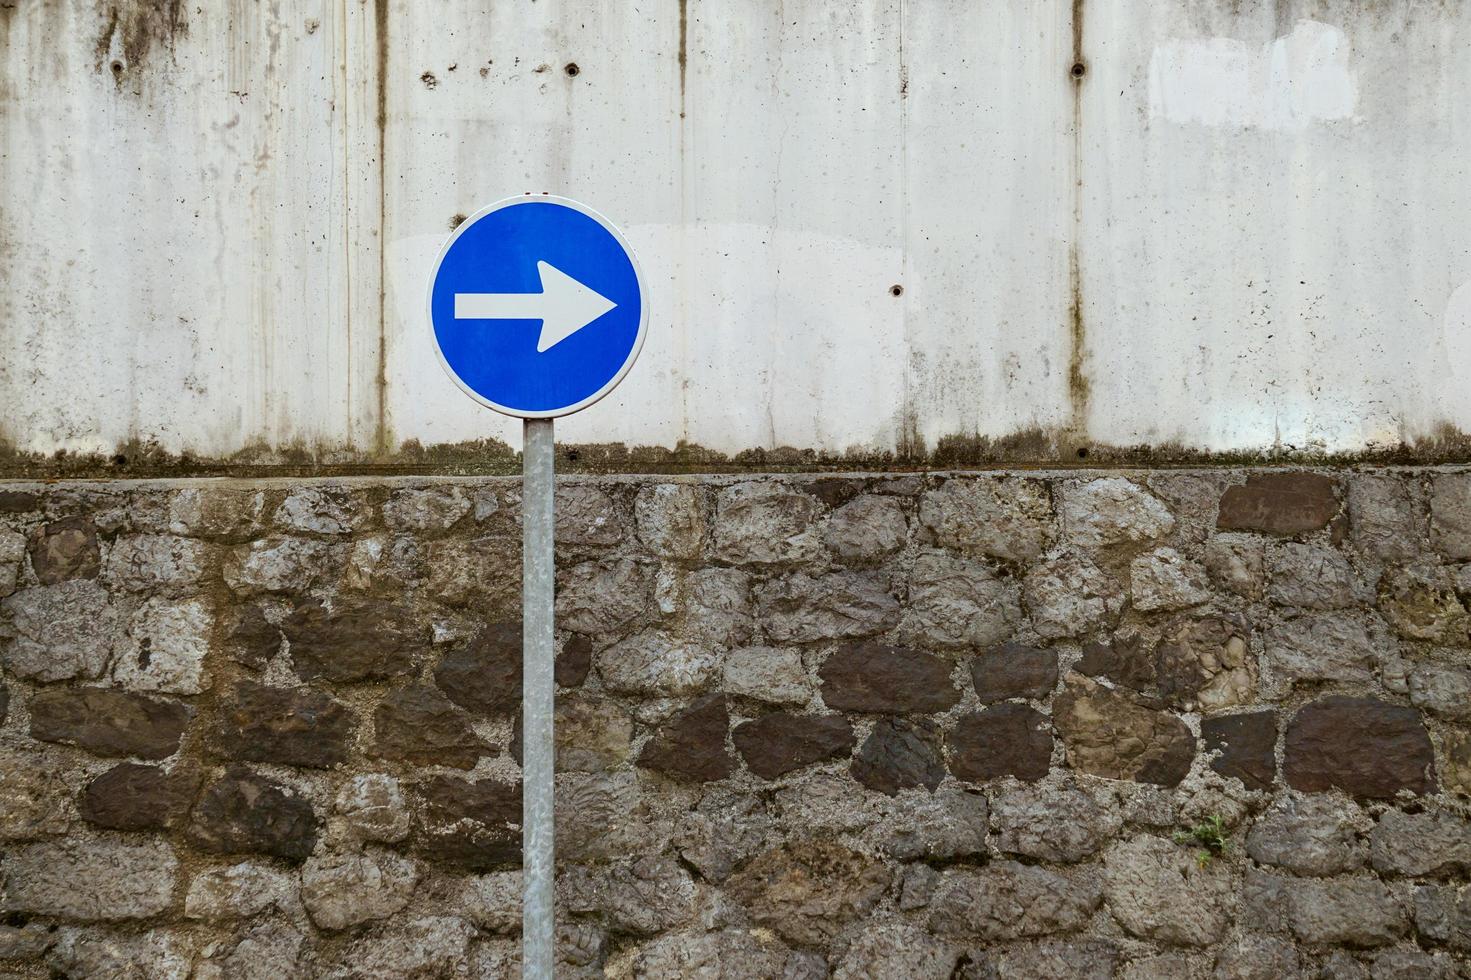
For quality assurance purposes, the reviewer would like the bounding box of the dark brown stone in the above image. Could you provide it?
[412,774,521,871]
[807,478,865,509]
[947,704,1053,783]
[214,681,356,769]
[372,683,486,769]
[852,717,945,795]
[189,766,318,862]
[971,642,1058,703]
[556,634,593,688]
[1285,696,1435,798]
[1053,677,1193,786]
[0,490,39,513]
[224,603,282,669]
[1202,710,1277,791]
[27,517,100,584]
[1077,634,1154,695]
[29,688,191,759]
[1217,472,1339,535]
[79,762,198,830]
[433,622,521,714]
[637,694,733,782]
[819,642,960,714]
[284,597,420,683]
[733,713,854,780]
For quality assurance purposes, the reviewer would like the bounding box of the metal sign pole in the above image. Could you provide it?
[521,417,556,980]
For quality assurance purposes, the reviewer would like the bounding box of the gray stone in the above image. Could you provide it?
[105,533,211,593]
[713,482,824,565]
[1131,547,1211,611]
[729,840,890,947]
[335,773,411,843]
[1429,473,1471,559]
[555,485,625,546]
[553,696,633,772]
[1024,552,1124,640]
[0,529,26,597]
[1059,477,1175,547]
[1104,835,1233,946]
[184,862,296,920]
[992,783,1122,863]
[919,477,1053,564]
[674,787,771,883]
[46,927,193,980]
[167,487,267,541]
[1408,663,1471,720]
[459,870,522,933]
[326,915,476,979]
[998,942,1120,980]
[900,551,1022,649]
[823,495,908,563]
[900,863,939,910]
[1212,935,1301,980]
[0,920,53,961]
[663,566,754,647]
[560,855,696,936]
[0,580,117,681]
[635,483,707,560]
[1,838,177,920]
[1287,877,1408,947]
[1349,474,1421,560]
[273,486,359,535]
[556,557,652,637]
[1319,951,1369,980]
[1367,950,1459,980]
[632,927,790,980]
[928,863,1102,941]
[341,533,424,592]
[557,771,669,863]
[112,596,213,694]
[599,630,720,696]
[722,646,812,705]
[1205,533,1266,599]
[301,849,420,930]
[1267,542,1363,609]
[425,534,520,613]
[883,785,989,861]
[1413,883,1471,949]
[383,486,472,531]
[833,920,958,980]
[757,570,901,643]
[1265,614,1378,685]
[209,921,305,980]
[1246,795,1368,876]
[223,536,329,594]
[1370,809,1471,877]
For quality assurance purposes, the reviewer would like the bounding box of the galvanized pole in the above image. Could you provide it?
[521,417,556,980]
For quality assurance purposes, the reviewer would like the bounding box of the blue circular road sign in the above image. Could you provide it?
[427,196,648,418]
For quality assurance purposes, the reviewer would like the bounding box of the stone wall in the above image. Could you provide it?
[0,470,1468,978]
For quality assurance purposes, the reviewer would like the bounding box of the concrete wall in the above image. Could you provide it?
[3,1,1471,467]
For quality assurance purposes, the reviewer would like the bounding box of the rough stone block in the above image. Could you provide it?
[599,630,720,697]
[1201,710,1277,790]
[1,580,118,682]
[412,775,520,871]
[80,763,197,831]
[1370,810,1471,878]
[184,861,296,920]
[30,687,191,759]
[1284,696,1435,797]
[991,783,1121,863]
[188,767,318,862]
[900,551,1022,649]
[371,683,486,769]
[283,596,420,683]
[919,476,1052,564]
[820,641,959,714]
[1053,676,1194,786]
[853,717,946,795]
[334,773,411,844]
[635,483,707,560]
[1130,546,1211,612]
[823,494,908,563]
[728,840,890,947]
[733,712,853,780]
[970,641,1058,703]
[947,704,1053,783]
[712,482,824,565]
[301,849,419,930]
[756,570,901,643]
[637,694,732,782]
[214,680,355,769]
[722,646,811,705]
[1429,473,1471,559]
[1285,877,1408,947]
[1,839,177,921]
[1217,472,1339,535]
[112,596,213,694]
[1024,552,1124,640]
[1246,795,1368,876]
[928,863,1101,941]
[28,516,100,584]
[1103,835,1234,946]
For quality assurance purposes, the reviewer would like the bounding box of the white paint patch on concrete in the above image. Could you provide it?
[1148,21,1358,131]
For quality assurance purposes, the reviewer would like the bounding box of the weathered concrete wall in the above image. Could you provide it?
[1,469,1469,976]
[3,1,1471,470]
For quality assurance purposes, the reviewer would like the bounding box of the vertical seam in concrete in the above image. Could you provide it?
[374,0,389,457]
[898,0,916,461]
[1067,0,1090,446]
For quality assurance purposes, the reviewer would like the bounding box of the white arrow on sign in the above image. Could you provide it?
[454,261,617,353]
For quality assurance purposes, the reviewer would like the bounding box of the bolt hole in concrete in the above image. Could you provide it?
[112,454,127,466]
[564,62,580,77]
[565,449,581,462]
[1071,62,1086,77]
[110,61,123,75]
[889,284,903,297]
[1076,446,1090,459]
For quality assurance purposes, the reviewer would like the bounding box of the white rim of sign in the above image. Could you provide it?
[426,193,649,419]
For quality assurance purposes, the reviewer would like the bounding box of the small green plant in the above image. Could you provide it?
[1174,814,1230,868]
